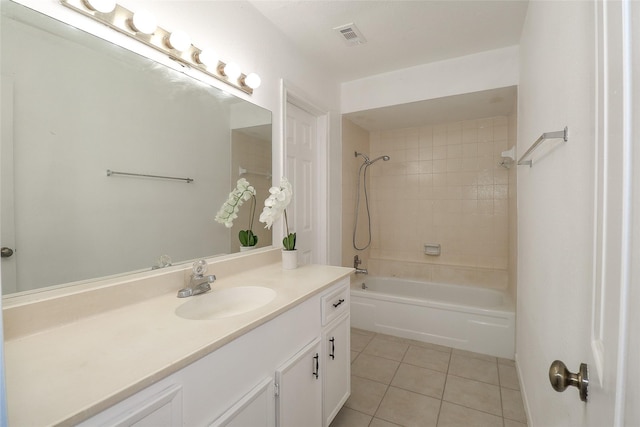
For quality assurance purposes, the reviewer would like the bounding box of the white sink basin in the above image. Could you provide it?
[175,286,277,320]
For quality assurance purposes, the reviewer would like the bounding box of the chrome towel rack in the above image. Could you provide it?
[518,126,569,167]
[239,166,271,179]
[106,169,194,183]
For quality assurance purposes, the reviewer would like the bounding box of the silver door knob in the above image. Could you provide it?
[549,360,588,402]
[1,247,13,258]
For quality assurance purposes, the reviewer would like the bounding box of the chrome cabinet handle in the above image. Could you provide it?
[549,360,588,402]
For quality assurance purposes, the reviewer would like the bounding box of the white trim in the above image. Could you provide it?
[280,80,329,264]
[614,0,633,423]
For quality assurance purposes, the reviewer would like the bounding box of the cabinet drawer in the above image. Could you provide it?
[321,279,349,326]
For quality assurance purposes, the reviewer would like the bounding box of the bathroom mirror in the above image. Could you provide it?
[0,2,273,295]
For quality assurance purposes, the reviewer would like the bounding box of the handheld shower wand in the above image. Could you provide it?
[353,151,390,250]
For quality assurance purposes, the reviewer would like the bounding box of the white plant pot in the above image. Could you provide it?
[281,249,298,270]
[239,245,255,252]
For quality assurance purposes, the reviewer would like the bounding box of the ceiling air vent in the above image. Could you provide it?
[333,23,367,47]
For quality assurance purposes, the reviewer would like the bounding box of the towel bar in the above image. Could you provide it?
[518,126,569,167]
[106,169,194,183]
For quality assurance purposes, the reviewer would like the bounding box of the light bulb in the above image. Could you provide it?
[166,31,191,52]
[195,49,218,69]
[223,62,241,81]
[244,73,261,89]
[130,10,157,35]
[83,0,116,13]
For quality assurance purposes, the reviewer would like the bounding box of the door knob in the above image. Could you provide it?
[1,247,13,258]
[549,360,588,402]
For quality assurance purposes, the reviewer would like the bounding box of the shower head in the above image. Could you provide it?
[355,151,390,165]
[370,155,391,164]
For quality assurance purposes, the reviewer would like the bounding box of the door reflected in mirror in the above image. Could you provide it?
[0,2,272,295]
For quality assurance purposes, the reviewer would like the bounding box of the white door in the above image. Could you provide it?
[285,102,317,265]
[585,0,635,424]
[518,1,636,425]
[1,75,17,294]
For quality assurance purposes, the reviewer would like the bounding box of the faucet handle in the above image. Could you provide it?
[192,259,208,276]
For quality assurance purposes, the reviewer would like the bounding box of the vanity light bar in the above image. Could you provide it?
[61,0,260,95]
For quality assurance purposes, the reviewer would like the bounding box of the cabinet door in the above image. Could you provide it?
[322,313,350,427]
[79,384,183,427]
[210,377,274,427]
[275,338,322,427]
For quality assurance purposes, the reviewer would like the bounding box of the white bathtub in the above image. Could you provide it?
[350,276,515,359]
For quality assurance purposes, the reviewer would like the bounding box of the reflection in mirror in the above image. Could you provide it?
[0,2,272,295]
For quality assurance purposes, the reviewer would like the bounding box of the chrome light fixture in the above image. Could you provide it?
[61,0,260,95]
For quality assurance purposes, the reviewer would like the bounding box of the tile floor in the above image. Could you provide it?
[330,328,527,427]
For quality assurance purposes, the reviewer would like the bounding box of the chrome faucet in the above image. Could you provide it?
[353,255,368,275]
[177,259,216,298]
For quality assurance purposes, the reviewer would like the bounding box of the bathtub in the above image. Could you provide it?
[350,276,515,359]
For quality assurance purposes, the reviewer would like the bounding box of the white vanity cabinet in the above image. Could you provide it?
[78,278,351,427]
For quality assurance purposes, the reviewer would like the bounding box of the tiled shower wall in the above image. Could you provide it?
[342,116,517,291]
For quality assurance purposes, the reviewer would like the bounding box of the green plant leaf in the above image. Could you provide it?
[239,230,258,246]
[283,232,296,250]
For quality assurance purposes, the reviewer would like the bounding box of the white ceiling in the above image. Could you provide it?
[248,0,529,83]
[248,0,528,131]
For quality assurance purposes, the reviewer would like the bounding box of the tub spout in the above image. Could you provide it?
[354,255,368,274]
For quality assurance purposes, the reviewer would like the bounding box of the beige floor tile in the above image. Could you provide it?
[502,387,527,423]
[448,354,499,385]
[498,363,520,390]
[403,345,451,373]
[329,406,372,427]
[344,330,529,427]
[443,375,502,416]
[391,363,446,399]
[437,401,503,427]
[352,353,400,384]
[504,418,528,427]
[345,375,388,416]
[498,357,516,367]
[376,333,414,344]
[451,348,497,363]
[351,330,375,352]
[370,418,402,427]
[375,333,451,352]
[364,336,409,361]
[405,339,453,354]
[352,327,376,336]
[376,386,441,427]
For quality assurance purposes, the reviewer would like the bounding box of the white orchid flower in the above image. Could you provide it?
[214,178,257,228]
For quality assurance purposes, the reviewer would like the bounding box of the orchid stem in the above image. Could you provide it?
[283,209,289,236]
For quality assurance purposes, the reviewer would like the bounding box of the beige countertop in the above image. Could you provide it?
[4,253,352,426]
